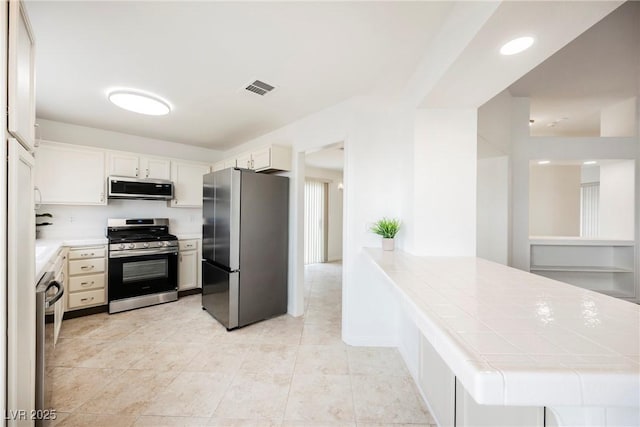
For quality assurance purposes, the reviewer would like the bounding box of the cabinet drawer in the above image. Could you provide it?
[69,246,106,260]
[179,240,199,251]
[68,258,105,275]
[68,274,105,292]
[68,289,105,309]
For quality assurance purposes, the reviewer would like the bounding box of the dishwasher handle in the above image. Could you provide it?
[44,281,64,309]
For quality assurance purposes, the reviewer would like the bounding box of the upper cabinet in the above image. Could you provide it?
[169,161,210,208]
[108,151,171,180]
[8,0,36,152]
[212,158,237,172]
[35,142,106,205]
[218,145,292,173]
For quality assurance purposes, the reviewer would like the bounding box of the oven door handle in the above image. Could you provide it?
[44,281,64,309]
[109,248,178,258]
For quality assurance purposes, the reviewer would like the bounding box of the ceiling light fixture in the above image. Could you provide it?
[500,36,535,56]
[583,161,597,165]
[538,160,550,165]
[108,90,171,116]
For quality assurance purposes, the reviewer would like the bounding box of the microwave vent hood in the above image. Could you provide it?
[108,176,174,200]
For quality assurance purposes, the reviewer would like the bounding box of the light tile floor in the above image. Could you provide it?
[49,262,435,427]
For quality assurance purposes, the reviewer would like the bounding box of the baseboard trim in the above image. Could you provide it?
[178,288,202,298]
[63,305,108,320]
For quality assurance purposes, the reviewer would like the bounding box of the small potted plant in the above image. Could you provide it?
[371,217,401,251]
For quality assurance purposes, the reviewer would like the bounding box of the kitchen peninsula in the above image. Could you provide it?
[364,248,640,427]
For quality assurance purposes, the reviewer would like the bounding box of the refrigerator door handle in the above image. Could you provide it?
[229,169,241,271]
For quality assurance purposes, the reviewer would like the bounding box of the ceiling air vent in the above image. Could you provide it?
[245,80,275,96]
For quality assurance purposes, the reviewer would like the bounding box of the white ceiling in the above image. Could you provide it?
[27,1,453,150]
[509,1,640,136]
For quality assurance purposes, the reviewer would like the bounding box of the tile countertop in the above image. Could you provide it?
[35,238,108,282]
[364,248,640,408]
[174,233,202,240]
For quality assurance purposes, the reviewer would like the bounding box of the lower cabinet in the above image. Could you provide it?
[418,335,545,427]
[178,239,201,290]
[66,245,107,311]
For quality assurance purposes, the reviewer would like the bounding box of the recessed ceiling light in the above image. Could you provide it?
[108,90,171,116]
[583,161,597,165]
[500,36,535,55]
[538,160,550,165]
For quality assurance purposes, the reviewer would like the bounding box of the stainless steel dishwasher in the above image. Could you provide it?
[35,271,64,426]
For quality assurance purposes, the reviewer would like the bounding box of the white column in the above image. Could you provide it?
[411,108,478,256]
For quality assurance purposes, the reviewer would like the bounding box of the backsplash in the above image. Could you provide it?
[36,199,202,239]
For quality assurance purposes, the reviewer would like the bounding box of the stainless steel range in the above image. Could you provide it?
[107,218,179,313]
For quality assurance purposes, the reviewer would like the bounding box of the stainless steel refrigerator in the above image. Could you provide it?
[202,168,289,329]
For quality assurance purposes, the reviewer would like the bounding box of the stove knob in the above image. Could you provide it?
[128,243,136,249]
[143,242,150,248]
[119,243,125,250]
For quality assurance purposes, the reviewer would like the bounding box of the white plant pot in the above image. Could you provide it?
[382,238,395,251]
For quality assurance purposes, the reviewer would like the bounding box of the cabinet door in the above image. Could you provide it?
[35,142,107,205]
[179,250,198,290]
[108,152,140,177]
[170,162,210,207]
[252,147,271,171]
[8,0,36,152]
[142,157,171,180]
[236,153,252,170]
[7,138,36,424]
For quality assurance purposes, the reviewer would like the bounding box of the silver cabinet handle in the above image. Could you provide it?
[80,281,93,287]
[80,265,94,270]
[135,167,139,177]
[80,297,94,303]
[100,192,105,203]
[146,168,149,178]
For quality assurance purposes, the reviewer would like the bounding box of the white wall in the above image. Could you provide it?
[529,165,581,237]
[410,108,477,256]
[304,166,343,262]
[37,200,201,239]
[601,97,638,137]
[599,160,635,239]
[476,90,513,265]
[477,157,509,264]
[36,118,223,163]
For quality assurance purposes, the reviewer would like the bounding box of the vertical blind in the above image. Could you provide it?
[580,183,599,237]
[304,179,326,265]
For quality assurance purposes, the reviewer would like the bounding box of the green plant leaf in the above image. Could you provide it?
[370,217,401,238]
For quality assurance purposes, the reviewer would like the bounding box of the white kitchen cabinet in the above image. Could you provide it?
[234,145,291,172]
[66,245,107,311]
[35,141,106,205]
[178,240,200,290]
[108,151,171,180]
[8,0,36,152]
[236,152,252,170]
[170,161,210,207]
[212,158,237,172]
[7,138,36,426]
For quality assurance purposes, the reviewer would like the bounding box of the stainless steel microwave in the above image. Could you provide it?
[108,176,174,200]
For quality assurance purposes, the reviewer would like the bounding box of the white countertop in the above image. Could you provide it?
[35,237,108,281]
[364,248,640,407]
[175,233,202,240]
